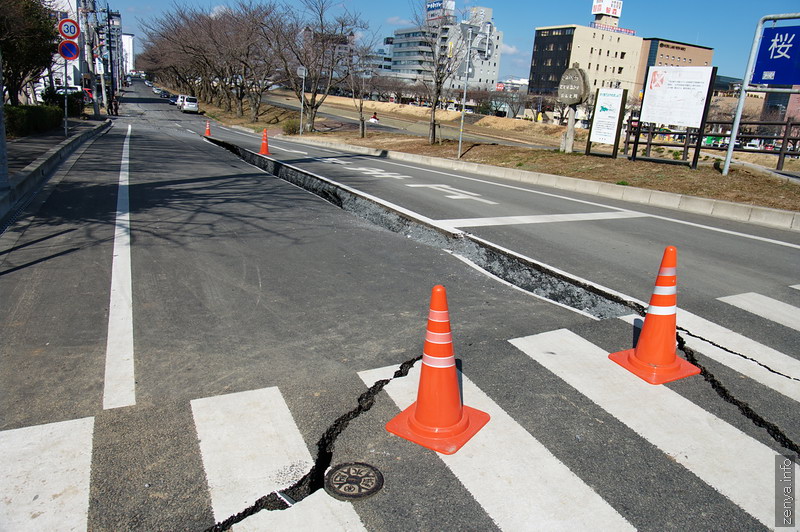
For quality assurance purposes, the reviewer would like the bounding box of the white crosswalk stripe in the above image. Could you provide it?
[718,292,800,332]
[510,329,778,527]
[0,417,94,531]
[190,387,366,531]
[620,308,800,403]
[358,365,635,531]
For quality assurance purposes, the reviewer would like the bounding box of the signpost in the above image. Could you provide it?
[723,13,800,175]
[58,40,80,61]
[751,25,800,85]
[297,66,306,135]
[58,18,81,40]
[57,18,81,137]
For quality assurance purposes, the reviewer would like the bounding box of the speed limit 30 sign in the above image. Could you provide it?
[58,18,80,40]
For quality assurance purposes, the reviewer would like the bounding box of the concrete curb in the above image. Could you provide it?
[0,120,112,230]
[279,136,800,233]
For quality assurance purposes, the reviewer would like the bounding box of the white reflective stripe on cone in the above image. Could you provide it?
[422,354,456,368]
[652,286,677,295]
[428,309,449,322]
[647,305,677,316]
[426,330,452,343]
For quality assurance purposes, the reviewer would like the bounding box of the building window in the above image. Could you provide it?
[607,50,610,56]
[540,30,549,36]
[594,79,597,86]
[620,52,626,59]
[588,62,591,69]
[618,67,623,74]
[689,58,692,63]
[590,47,594,54]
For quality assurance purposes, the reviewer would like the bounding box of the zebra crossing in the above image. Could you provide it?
[1,286,798,530]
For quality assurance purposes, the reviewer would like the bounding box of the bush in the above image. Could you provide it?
[40,87,85,117]
[282,119,300,135]
[4,104,63,137]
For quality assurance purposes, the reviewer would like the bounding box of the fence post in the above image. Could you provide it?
[777,119,793,171]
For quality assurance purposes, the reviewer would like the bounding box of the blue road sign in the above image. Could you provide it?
[59,40,80,61]
[751,26,800,85]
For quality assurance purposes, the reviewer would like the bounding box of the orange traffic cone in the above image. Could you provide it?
[259,128,270,155]
[204,120,211,137]
[386,285,490,454]
[609,246,700,384]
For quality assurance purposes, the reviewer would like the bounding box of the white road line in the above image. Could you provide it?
[718,292,800,332]
[407,183,498,204]
[269,145,308,155]
[191,388,365,531]
[358,366,633,531]
[438,210,648,228]
[0,417,94,531]
[354,157,800,250]
[792,284,800,291]
[511,329,778,527]
[620,310,800,402]
[104,124,136,410]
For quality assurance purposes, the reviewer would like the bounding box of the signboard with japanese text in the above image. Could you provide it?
[751,26,800,85]
[557,66,589,105]
[591,0,622,17]
[640,66,714,128]
[589,88,625,145]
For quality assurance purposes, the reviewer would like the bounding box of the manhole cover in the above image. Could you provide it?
[324,462,384,501]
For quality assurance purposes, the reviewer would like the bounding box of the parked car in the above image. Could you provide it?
[175,94,187,110]
[160,90,171,98]
[181,96,199,113]
[744,141,761,150]
[169,95,178,105]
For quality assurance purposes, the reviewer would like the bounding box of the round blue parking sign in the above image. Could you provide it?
[59,40,80,61]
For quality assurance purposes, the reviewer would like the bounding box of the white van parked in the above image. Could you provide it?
[176,94,188,110]
[181,96,199,113]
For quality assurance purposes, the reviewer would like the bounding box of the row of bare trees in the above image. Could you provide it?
[139,0,365,132]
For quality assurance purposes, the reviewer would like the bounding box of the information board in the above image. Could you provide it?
[639,66,714,128]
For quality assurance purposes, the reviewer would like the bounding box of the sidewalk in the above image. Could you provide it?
[1,117,111,231]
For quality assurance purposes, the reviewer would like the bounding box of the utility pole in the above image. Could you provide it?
[80,0,101,118]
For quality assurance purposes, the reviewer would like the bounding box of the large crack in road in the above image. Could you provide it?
[202,137,800,531]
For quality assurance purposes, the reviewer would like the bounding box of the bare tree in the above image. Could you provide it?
[409,7,469,143]
[343,37,379,137]
[266,0,365,132]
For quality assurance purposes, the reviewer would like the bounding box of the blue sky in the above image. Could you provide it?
[115,0,800,80]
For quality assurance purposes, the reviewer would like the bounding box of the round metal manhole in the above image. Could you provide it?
[324,462,384,501]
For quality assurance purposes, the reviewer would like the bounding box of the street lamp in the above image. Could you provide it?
[458,24,479,159]
[297,66,306,135]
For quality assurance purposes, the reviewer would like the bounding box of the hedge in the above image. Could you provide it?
[4,104,63,137]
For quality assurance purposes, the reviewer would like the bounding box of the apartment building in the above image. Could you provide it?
[386,4,503,92]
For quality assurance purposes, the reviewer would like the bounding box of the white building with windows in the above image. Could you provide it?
[386,3,503,92]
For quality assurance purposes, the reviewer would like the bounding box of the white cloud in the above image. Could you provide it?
[499,43,520,55]
[210,5,231,18]
[386,16,412,26]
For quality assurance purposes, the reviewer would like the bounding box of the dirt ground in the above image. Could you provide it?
[200,94,800,213]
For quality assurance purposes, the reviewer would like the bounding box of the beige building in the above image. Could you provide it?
[636,39,714,95]
[529,22,643,97]
[528,2,713,101]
